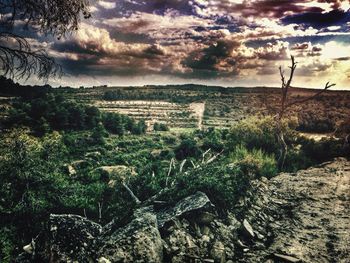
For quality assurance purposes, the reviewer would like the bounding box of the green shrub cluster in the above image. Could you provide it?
[160,144,277,213]
[153,122,169,131]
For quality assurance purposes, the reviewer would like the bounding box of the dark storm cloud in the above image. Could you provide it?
[182,40,239,77]
[282,9,350,29]
[52,41,101,56]
[247,34,350,49]
[98,0,200,19]
[108,31,154,44]
[209,0,324,19]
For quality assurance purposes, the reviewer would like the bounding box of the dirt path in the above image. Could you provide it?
[189,102,205,130]
[244,158,350,262]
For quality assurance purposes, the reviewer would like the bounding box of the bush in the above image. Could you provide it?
[174,137,202,160]
[159,159,251,213]
[202,128,224,152]
[154,122,169,131]
[229,145,278,179]
[227,116,298,155]
[159,145,277,213]
[300,137,348,163]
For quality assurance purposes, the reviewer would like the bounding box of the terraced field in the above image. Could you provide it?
[94,100,202,129]
[55,84,350,132]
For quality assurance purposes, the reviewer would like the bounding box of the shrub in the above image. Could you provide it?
[227,116,298,155]
[154,122,169,131]
[174,137,202,160]
[229,145,278,179]
[202,128,224,152]
[301,137,348,163]
[160,145,277,213]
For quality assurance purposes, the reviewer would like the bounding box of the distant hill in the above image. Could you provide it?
[1,77,350,133]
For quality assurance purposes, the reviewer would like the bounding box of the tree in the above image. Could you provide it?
[0,0,92,80]
[91,123,108,145]
[102,112,125,135]
[175,137,201,160]
[276,56,335,169]
[85,106,101,129]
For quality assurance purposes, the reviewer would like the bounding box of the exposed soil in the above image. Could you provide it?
[189,102,205,129]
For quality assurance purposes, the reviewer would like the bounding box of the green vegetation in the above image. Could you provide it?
[0,82,348,261]
[153,122,169,132]
[4,91,146,137]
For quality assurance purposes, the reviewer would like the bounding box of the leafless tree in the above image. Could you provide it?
[0,0,92,80]
[276,56,335,169]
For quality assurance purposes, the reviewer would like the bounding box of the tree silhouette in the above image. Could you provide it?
[276,56,335,169]
[0,0,92,80]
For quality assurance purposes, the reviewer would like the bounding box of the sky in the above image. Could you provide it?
[26,0,350,89]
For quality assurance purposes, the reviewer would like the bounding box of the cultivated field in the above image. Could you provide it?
[61,85,350,132]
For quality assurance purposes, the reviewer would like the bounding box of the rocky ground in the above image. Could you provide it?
[16,158,350,263]
[243,158,350,263]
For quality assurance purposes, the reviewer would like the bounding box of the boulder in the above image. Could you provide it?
[157,191,215,228]
[210,240,226,263]
[98,211,163,263]
[47,214,102,262]
[98,256,112,263]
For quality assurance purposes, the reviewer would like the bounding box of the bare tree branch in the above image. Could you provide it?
[122,182,141,205]
[285,82,336,109]
[0,32,61,80]
[0,0,92,38]
[0,0,92,80]
[179,159,187,173]
[276,56,335,169]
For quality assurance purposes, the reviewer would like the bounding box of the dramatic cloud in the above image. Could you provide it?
[282,9,350,29]
[18,0,350,89]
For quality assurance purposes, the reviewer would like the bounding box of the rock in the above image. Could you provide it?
[210,240,225,263]
[163,226,200,263]
[23,241,34,254]
[98,256,111,263]
[20,214,102,262]
[98,211,163,263]
[46,214,102,262]
[241,219,255,239]
[65,164,76,176]
[197,211,216,224]
[157,191,214,228]
[201,225,211,236]
[96,165,137,180]
[273,253,301,263]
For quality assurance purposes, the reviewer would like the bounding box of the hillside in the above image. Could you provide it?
[62,84,350,133]
[16,158,350,263]
[1,77,350,133]
[0,77,349,262]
